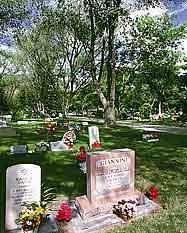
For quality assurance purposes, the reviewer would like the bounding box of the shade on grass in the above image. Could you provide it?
[0,121,187,232]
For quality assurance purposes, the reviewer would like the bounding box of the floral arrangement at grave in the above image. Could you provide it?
[76,146,87,173]
[148,186,158,201]
[92,140,102,148]
[136,178,158,202]
[55,202,72,223]
[15,202,48,232]
[47,123,57,135]
[34,142,49,152]
[76,146,87,162]
[113,199,139,221]
[63,131,76,149]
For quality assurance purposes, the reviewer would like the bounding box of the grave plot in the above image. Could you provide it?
[55,149,161,233]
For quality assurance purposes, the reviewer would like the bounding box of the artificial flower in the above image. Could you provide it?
[56,202,72,222]
[149,186,158,200]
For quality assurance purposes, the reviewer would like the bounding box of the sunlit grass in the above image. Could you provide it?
[0,120,187,232]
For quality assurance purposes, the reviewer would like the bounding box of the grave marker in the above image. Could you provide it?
[10,145,28,154]
[88,126,100,148]
[76,149,136,220]
[5,164,41,232]
[50,141,69,151]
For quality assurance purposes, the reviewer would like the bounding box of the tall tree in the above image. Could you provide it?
[121,15,186,115]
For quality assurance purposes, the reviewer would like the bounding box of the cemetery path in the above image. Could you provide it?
[117,121,187,135]
[70,116,187,135]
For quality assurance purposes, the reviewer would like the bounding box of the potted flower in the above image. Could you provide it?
[16,202,48,233]
[55,202,72,232]
[76,146,87,173]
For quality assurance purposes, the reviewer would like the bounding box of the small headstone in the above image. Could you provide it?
[10,145,28,154]
[143,132,160,142]
[5,164,41,232]
[17,120,29,125]
[50,141,69,151]
[82,122,89,126]
[88,126,100,148]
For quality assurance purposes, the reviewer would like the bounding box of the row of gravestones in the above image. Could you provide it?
[5,149,160,233]
[9,125,101,155]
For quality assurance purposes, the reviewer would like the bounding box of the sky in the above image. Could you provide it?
[1,0,187,49]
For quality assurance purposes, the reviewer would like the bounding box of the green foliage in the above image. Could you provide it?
[139,103,151,119]
[121,14,187,114]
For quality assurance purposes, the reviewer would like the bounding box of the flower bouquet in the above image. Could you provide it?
[91,141,102,148]
[76,146,87,173]
[113,199,138,221]
[16,203,48,233]
[55,202,72,232]
[147,186,158,201]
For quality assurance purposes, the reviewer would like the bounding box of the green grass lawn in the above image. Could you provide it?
[0,121,187,233]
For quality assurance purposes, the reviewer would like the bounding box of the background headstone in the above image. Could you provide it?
[17,121,29,125]
[50,141,68,151]
[6,164,41,232]
[88,126,100,148]
[10,145,28,154]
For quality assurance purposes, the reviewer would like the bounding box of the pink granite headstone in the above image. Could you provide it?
[76,149,138,220]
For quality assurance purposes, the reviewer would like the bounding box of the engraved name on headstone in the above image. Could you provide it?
[6,164,41,232]
[95,156,131,197]
[87,149,135,203]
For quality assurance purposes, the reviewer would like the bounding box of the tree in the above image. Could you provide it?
[15,4,91,116]
[121,15,187,115]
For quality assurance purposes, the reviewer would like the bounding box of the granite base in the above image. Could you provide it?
[60,196,160,233]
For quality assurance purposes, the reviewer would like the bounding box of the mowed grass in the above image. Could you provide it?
[0,120,187,233]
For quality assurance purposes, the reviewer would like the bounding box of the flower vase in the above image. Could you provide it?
[79,161,86,173]
[21,228,38,233]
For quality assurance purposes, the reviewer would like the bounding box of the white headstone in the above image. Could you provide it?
[6,164,41,231]
[17,121,29,125]
[50,141,69,151]
[88,126,100,148]
[82,122,89,126]
[10,145,28,154]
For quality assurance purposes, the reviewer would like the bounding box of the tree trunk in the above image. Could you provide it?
[104,102,115,126]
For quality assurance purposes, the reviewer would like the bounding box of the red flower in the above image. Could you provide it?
[56,202,72,222]
[149,186,158,200]
[76,152,86,161]
[76,146,87,161]
[92,142,102,148]
[79,146,86,152]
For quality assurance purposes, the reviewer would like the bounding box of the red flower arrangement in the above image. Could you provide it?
[92,141,102,148]
[56,202,72,222]
[149,186,158,201]
[76,146,87,161]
